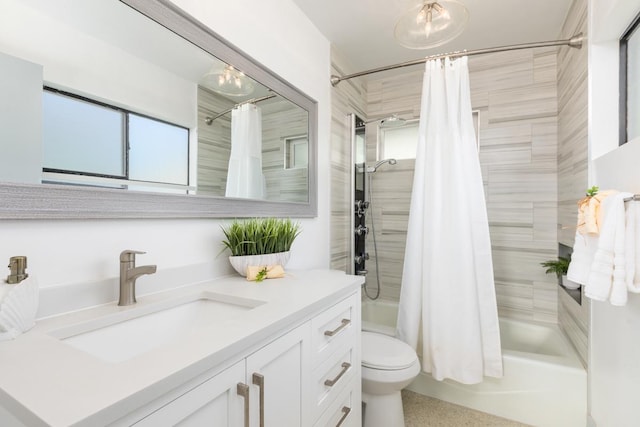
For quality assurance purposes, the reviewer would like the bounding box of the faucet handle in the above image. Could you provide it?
[120,250,146,262]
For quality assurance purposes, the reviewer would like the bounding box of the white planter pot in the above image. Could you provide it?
[229,251,291,277]
[562,275,581,290]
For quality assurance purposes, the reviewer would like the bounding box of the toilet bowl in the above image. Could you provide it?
[361,331,420,427]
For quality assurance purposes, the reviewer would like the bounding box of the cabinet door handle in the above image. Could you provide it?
[336,406,351,427]
[237,383,250,427]
[252,373,265,427]
[324,362,351,387]
[324,318,351,336]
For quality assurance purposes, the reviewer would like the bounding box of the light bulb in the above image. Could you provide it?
[417,7,426,24]
[425,9,433,38]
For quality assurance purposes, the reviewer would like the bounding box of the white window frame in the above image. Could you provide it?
[283,134,308,169]
[619,12,640,145]
[42,87,191,192]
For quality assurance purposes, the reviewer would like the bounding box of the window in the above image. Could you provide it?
[620,13,640,145]
[42,90,125,177]
[128,114,188,185]
[284,135,308,169]
[379,121,420,160]
[42,88,189,188]
[378,112,479,160]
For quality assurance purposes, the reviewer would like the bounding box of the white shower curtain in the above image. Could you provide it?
[225,103,265,199]
[396,57,503,384]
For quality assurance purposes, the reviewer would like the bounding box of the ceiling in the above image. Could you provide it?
[292,0,574,76]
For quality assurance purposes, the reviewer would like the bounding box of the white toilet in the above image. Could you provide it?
[361,331,420,427]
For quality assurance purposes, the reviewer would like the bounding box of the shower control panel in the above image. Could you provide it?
[354,190,367,275]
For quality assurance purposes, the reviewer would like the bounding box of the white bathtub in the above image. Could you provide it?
[362,299,587,427]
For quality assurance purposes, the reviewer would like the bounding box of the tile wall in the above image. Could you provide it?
[557,0,589,366]
[329,53,367,272]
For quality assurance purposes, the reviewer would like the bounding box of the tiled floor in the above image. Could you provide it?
[402,390,531,427]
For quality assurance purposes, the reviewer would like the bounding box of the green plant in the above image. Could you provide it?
[255,267,269,282]
[586,186,599,197]
[540,257,570,279]
[221,218,301,256]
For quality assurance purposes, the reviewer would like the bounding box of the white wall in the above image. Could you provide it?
[0,52,42,184]
[0,1,331,304]
[588,0,640,425]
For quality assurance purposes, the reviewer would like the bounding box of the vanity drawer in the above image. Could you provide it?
[312,345,357,420]
[313,378,360,427]
[311,293,359,366]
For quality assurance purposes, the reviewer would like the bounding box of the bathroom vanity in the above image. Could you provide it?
[0,270,362,426]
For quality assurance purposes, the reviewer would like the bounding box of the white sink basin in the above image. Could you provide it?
[49,292,265,363]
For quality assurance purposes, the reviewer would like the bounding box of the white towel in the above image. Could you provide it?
[585,193,633,305]
[625,201,640,293]
[610,196,630,306]
[567,232,598,284]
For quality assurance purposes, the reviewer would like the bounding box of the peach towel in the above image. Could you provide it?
[577,190,617,235]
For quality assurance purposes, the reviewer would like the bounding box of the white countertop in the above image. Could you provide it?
[0,269,363,427]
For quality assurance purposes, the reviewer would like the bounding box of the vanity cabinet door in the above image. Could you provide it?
[245,322,311,427]
[133,360,246,427]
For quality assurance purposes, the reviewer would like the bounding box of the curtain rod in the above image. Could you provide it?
[205,94,277,125]
[330,33,584,86]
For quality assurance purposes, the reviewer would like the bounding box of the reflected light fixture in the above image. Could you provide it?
[394,0,469,49]
[201,64,254,97]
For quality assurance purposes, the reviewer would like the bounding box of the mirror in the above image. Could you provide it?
[0,0,317,218]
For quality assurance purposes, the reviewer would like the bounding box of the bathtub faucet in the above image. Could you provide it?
[118,250,157,306]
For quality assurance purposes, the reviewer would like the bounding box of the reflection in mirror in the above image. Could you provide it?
[197,87,308,202]
[0,0,313,216]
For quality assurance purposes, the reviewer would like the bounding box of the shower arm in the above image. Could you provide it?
[330,33,584,86]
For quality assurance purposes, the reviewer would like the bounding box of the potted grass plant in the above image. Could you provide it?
[540,256,580,289]
[221,218,301,276]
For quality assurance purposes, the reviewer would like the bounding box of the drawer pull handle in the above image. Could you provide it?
[336,406,351,427]
[324,362,351,387]
[237,383,250,427]
[324,318,351,337]
[252,373,265,427]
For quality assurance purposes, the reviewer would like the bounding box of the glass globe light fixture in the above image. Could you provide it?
[394,0,469,49]
[201,64,254,97]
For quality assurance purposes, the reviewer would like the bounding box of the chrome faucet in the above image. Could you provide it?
[118,250,157,306]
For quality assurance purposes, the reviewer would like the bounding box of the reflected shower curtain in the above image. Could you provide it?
[225,103,265,199]
[396,57,503,384]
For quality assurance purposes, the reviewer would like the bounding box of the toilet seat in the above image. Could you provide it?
[362,331,418,370]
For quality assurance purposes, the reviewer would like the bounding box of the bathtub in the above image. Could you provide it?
[362,299,587,427]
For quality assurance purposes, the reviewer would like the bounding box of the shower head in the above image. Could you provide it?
[379,115,406,128]
[367,158,397,173]
[363,114,407,128]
